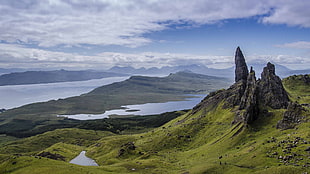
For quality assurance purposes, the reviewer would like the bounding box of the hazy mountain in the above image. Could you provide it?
[108,64,234,78]
[0,70,127,86]
[0,68,26,75]
[108,63,309,79]
[248,62,310,78]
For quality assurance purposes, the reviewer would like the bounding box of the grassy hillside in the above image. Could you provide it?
[0,75,308,173]
[283,74,310,104]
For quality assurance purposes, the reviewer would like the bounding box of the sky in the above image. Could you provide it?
[0,0,310,70]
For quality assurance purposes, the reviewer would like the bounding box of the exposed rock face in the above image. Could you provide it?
[235,47,249,83]
[258,62,289,109]
[238,67,260,123]
[37,151,65,161]
[276,102,304,129]
[193,47,290,125]
[223,81,247,108]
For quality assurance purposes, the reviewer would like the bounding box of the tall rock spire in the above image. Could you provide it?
[235,47,249,82]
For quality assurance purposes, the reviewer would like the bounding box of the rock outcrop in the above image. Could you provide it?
[37,151,65,161]
[258,62,289,109]
[276,102,304,129]
[193,47,290,125]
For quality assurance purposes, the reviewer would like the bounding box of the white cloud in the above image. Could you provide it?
[261,0,310,28]
[0,43,309,70]
[2,0,306,47]
[275,41,310,49]
[0,1,310,70]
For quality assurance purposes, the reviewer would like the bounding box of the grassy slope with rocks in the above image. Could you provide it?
[283,74,310,104]
[0,74,309,174]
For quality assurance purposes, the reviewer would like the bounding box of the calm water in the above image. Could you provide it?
[70,151,98,166]
[0,76,129,109]
[59,95,205,120]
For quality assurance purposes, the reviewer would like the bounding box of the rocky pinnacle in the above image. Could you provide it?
[235,47,249,82]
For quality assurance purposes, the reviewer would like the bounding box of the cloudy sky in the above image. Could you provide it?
[0,0,310,70]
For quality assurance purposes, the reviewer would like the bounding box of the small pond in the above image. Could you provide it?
[70,151,98,166]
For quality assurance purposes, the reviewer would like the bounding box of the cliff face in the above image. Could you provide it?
[193,47,290,124]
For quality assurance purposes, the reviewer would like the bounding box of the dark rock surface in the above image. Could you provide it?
[235,47,249,83]
[300,74,310,84]
[258,62,289,109]
[277,102,304,129]
[118,142,136,157]
[37,151,65,161]
[238,67,260,123]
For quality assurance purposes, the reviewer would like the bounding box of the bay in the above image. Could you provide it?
[59,95,205,120]
[0,76,129,109]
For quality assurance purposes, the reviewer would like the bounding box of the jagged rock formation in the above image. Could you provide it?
[258,62,289,109]
[276,102,304,129]
[193,47,290,124]
[231,47,289,124]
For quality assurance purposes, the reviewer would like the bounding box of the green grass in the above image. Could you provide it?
[0,135,19,146]
[283,74,310,104]
[0,74,309,173]
[0,128,114,155]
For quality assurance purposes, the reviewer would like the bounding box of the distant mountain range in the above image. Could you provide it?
[0,63,308,86]
[0,70,126,86]
[107,63,310,79]
[107,64,234,78]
